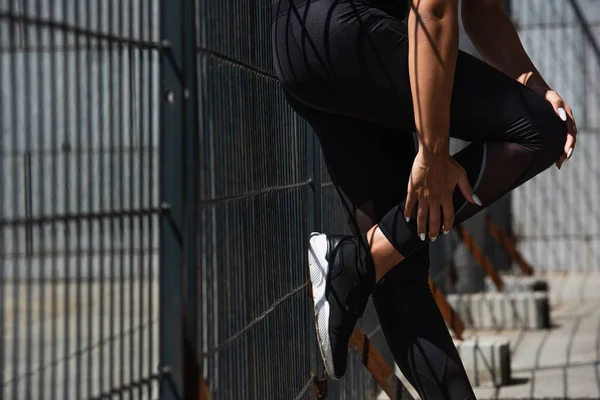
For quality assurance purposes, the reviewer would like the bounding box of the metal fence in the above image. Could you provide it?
[4,0,596,399]
[1,0,161,399]
[1,0,385,399]
[194,0,384,398]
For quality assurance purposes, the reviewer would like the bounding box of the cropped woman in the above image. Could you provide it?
[272,1,576,398]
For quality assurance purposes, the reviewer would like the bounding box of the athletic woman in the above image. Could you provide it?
[272,0,576,398]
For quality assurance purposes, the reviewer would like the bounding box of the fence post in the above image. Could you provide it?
[159,0,186,398]
[181,0,201,397]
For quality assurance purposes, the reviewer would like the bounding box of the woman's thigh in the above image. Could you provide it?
[284,89,414,227]
[274,0,566,151]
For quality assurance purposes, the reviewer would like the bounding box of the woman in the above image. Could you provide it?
[272,0,576,398]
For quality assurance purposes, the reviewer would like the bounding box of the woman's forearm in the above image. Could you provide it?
[463,3,549,89]
[408,1,459,157]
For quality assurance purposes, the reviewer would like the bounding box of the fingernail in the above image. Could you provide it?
[567,147,574,159]
[558,107,567,122]
[443,230,450,235]
[419,233,426,241]
[431,236,438,242]
[473,194,482,206]
[405,216,411,223]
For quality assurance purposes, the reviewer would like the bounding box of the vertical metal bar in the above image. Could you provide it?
[22,1,33,395]
[118,0,127,391]
[24,154,32,399]
[159,0,185,398]
[86,1,95,396]
[137,0,147,397]
[97,0,108,394]
[182,0,200,397]
[24,153,32,257]
[9,1,21,397]
[49,0,59,396]
[147,0,157,392]
[1,8,7,400]
[127,1,137,396]
[61,0,72,395]
[34,0,46,396]
[108,0,116,391]
[73,0,83,397]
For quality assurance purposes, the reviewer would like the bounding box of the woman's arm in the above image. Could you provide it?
[462,0,576,168]
[461,0,549,89]
[408,0,458,157]
[405,0,477,241]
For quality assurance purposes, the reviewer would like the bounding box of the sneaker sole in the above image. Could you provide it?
[308,232,338,380]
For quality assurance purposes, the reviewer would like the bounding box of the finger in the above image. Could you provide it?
[556,154,567,169]
[547,91,565,119]
[557,106,567,122]
[428,203,441,241]
[405,182,416,223]
[565,106,577,157]
[457,168,481,206]
[442,200,454,234]
[565,105,575,122]
[564,134,575,158]
[417,202,428,242]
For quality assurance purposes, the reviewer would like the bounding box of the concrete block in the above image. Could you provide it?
[484,275,549,293]
[447,292,551,330]
[454,336,511,387]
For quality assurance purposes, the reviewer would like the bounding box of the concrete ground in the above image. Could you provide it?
[381,272,600,400]
[1,279,160,399]
[5,273,600,399]
[471,272,600,400]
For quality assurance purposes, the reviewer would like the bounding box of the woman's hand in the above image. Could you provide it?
[404,151,481,241]
[531,87,577,169]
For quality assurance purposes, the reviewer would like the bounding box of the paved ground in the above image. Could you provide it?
[1,279,160,399]
[6,274,600,399]
[471,272,600,400]
[381,272,600,400]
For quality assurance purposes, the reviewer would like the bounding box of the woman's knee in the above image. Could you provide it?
[522,104,568,169]
[536,114,568,168]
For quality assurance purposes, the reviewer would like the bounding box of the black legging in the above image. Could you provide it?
[272,0,567,399]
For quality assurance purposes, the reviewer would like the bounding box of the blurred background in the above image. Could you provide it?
[1,0,600,399]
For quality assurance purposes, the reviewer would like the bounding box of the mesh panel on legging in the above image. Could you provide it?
[379,116,566,258]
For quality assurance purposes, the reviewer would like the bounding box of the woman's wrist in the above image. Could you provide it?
[522,71,551,93]
[418,136,450,160]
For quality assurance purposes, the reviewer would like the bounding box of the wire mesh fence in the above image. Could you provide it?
[194,0,385,398]
[1,0,387,398]
[0,0,161,398]
[6,0,594,398]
